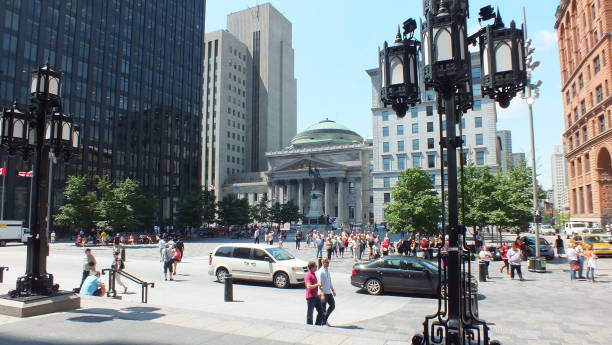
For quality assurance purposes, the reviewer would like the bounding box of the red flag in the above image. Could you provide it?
[0,168,5,176]
[18,171,33,177]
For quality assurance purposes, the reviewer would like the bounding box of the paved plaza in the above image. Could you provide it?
[1,235,611,344]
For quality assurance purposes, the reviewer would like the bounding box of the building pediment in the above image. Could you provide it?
[271,157,345,173]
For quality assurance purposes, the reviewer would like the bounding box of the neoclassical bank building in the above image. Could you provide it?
[222,120,374,226]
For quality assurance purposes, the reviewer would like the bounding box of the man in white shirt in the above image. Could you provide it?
[506,243,524,281]
[566,242,578,280]
[317,258,336,326]
[478,246,493,279]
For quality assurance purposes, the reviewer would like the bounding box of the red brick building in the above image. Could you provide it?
[555,0,612,226]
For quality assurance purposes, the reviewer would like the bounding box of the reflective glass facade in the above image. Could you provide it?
[0,0,205,225]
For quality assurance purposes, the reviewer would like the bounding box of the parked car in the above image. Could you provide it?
[579,235,612,256]
[350,256,478,297]
[208,243,308,288]
[539,224,557,235]
[523,236,555,260]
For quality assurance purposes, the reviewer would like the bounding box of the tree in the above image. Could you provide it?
[176,186,217,227]
[250,195,270,224]
[54,175,98,232]
[281,201,301,225]
[491,163,533,233]
[269,202,284,229]
[96,177,152,232]
[385,168,441,234]
[458,166,498,230]
[131,190,158,232]
[217,195,251,226]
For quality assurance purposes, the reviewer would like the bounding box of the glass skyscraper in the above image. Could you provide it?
[0,0,205,225]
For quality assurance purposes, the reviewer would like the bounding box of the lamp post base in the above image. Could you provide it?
[0,290,80,318]
[9,273,59,298]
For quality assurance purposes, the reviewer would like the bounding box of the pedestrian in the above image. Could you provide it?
[279,231,285,248]
[268,230,274,245]
[575,241,586,279]
[420,237,430,259]
[507,243,524,281]
[50,230,56,243]
[566,242,579,280]
[382,237,390,256]
[304,261,324,325]
[162,243,174,281]
[315,233,324,259]
[585,244,598,282]
[175,238,185,261]
[317,258,336,326]
[306,231,312,248]
[338,237,345,258]
[79,248,97,289]
[479,245,493,279]
[499,242,509,275]
[112,251,128,294]
[325,237,333,260]
[80,271,106,297]
[295,230,302,249]
[253,228,260,244]
[554,235,565,258]
[172,243,182,275]
[158,236,167,262]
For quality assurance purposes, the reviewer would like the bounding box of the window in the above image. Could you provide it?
[383,157,391,171]
[593,56,601,73]
[581,100,586,115]
[383,193,391,203]
[585,154,590,172]
[574,107,579,122]
[232,247,251,259]
[461,118,465,129]
[596,85,603,103]
[398,156,406,170]
[583,126,588,142]
[412,155,421,168]
[383,177,390,188]
[462,135,467,145]
[397,140,405,152]
[214,247,233,257]
[397,125,404,135]
[427,138,435,149]
[382,111,389,121]
[412,139,419,150]
[578,74,584,89]
[427,154,436,168]
[471,67,481,78]
[412,123,419,133]
[473,100,482,110]
[475,134,483,145]
[475,117,483,128]
[411,108,419,118]
[252,249,270,261]
[349,206,355,219]
[426,90,435,101]
[572,83,577,96]
[473,84,482,97]
[383,142,390,153]
[427,122,434,132]
[565,91,570,104]
[382,126,389,137]
[599,115,606,133]
[426,106,433,116]
[476,151,485,165]
[570,161,576,177]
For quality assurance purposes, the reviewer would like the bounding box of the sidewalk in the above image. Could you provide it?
[0,296,407,345]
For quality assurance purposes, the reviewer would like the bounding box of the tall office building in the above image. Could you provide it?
[227,3,297,172]
[555,0,611,225]
[496,130,513,172]
[551,144,570,212]
[202,30,251,197]
[0,1,205,224]
[368,52,499,223]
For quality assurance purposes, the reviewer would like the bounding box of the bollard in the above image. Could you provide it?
[0,267,8,283]
[224,273,233,302]
[478,261,487,282]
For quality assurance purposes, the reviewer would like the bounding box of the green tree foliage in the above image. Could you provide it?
[281,200,301,224]
[269,202,284,228]
[493,163,533,232]
[217,195,251,226]
[459,166,499,229]
[54,175,98,231]
[249,195,270,224]
[96,178,146,231]
[176,187,216,227]
[384,168,441,234]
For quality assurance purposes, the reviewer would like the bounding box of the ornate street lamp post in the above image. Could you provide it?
[379,1,526,344]
[0,63,79,297]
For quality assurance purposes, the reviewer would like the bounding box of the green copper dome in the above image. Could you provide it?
[289,119,363,148]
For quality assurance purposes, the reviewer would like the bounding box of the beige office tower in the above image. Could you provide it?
[202,30,251,197]
[227,3,297,172]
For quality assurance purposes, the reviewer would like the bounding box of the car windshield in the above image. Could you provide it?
[266,248,295,261]
[583,236,603,244]
[588,229,605,234]
[419,259,439,271]
[527,238,549,245]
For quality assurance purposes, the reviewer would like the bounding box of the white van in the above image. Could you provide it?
[208,243,308,288]
[0,221,30,246]
[564,222,588,238]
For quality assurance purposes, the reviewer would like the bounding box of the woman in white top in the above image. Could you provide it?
[478,246,493,279]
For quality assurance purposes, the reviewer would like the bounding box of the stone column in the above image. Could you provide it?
[337,178,346,225]
[324,178,333,216]
[278,182,285,204]
[286,181,294,203]
[267,183,274,203]
[298,180,304,213]
[355,179,363,223]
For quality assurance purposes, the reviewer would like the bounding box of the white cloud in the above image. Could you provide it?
[533,29,558,53]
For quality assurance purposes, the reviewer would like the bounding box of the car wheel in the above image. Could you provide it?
[216,268,228,283]
[0,241,6,247]
[273,272,289,288]
[365,278,383,295]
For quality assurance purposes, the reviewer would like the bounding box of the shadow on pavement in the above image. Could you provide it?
[0,336,152,345]
[66,306,165,323]
[330,324,363,330]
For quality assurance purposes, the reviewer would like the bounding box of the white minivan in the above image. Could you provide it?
[208,243,308,288]
[564,222,588,238]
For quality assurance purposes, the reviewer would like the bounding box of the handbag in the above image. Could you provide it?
[571,263,580,271]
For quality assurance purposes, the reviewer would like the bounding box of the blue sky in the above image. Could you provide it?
[206,1,563,189]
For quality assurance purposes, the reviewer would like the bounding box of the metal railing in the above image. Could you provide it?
[101,268,154,303]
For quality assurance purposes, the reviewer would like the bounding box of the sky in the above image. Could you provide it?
[205,0,564,189]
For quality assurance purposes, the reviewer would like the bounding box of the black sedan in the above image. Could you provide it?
[351,256,477,296]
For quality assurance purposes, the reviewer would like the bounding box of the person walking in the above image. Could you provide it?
[554,235,565,258]
[162,243,174,281]
[585,244,598,282]
[79,248,97,289]
[268,230,274,245]
[112,251,128,294]
[566,242,579,280]
[315,233,324,259]
[158,236,167,262]
[507,243,524,281]
[499,242,510,275]
[479,245,493,279]
[575,240,586,279]
[304,261,324,325]
[295,230,302,249]
[253,228,260,244]
[325,237,333,260]
[317,258,336,326]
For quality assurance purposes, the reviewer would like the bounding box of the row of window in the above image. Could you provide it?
[382,134,482,153]
[381,151,486,171]
[382,117,482,136]
[567,114,607,151]
[567,83,606,127]
[571,185,594,215]
[569,153,591,179]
